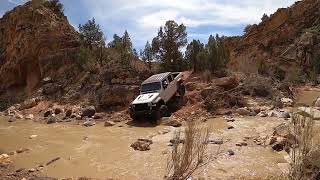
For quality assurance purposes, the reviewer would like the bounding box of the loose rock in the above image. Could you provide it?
[44,110,52,117]
[16,148,30,154]
[65,109,72,117]
[25,114,34,120]
[94,113,103,119]
[236,107,251,116]
[131,139,153,151]
[258,111,268,117]
[104,121,116,127]
[29,135,38,139]
[208,138,223,145]
[161,117,182,127]
[227,150,235,156]
[47,116,58,124]
[54,108,63,115]
[81,106,96,117]
[83,120,96,127]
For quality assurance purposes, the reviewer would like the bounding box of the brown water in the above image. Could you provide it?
[0,120,172,179]
[2,88,320,179]
[296,88,320,106]
[0,116,289,179]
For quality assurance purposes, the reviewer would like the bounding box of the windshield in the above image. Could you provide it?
[141,82,161,93]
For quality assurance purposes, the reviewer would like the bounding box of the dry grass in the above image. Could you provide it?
[166,120,212,180]
[288,110,320,180]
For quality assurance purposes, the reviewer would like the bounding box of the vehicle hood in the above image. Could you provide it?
[132,93,160,104]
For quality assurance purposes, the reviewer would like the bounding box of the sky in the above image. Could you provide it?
[1,0,297,50]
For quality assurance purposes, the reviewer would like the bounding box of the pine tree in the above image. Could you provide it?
[152,20,187,71]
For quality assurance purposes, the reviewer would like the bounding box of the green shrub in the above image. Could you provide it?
[76,47,95,71]
[43,0,64,17]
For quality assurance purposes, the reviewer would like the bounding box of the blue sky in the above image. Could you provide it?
[1,0,296,50]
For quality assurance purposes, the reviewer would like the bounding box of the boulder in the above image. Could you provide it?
[47,116,58,124]
[93,113,103,119]
[131,139,153,151]
[44,110,52,117]
[104,121,116,127]
[15,112,24,119]
[297,107,320,120]
[42,77,53,84]
[208,138,223,145]
[273,123,290,137]
[42,83,62,96]
[29,135,38,139]
[315,97,320,107]
[236,107,251,116]
[65,109,72,118]
[81,106,96,118]
[16,148,30,154]
[161,117,182,127]
[227,150,235,156]
[83,120,96,127]
[54,108,63,115]
[25,114,34,120]
[277,111,291,118]
[281,98,293,107]
[75,115,82,120]
[215,76,239,90]
[20,98,38,110]
[258,111,268,117]
[266,136,277,145]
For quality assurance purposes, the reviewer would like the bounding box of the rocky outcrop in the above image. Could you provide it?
[0,1,80,93]
[227,0,320,75]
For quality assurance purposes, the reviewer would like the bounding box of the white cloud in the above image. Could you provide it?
[71,0,297,48]
[8,0,27,5]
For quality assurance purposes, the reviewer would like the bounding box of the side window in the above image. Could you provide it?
[168,75,173,83]
[162,79,168,89]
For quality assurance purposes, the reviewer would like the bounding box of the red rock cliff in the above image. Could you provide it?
[0,1,80,93]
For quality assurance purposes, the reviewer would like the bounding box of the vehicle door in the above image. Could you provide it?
[161,78,170,102]
[164,74,176,101]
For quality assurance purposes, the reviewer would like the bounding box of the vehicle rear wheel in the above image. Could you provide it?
[178,83,186,96]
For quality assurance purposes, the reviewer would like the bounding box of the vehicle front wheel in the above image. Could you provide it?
[159,105,170,117]
[130,113,140,121]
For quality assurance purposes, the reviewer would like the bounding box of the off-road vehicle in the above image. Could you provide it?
[129,72,185,121]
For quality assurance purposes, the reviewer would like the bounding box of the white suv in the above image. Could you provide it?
[129,72,185,121]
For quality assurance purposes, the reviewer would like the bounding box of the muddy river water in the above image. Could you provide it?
[0,89,319,179]
[0,117,289,180]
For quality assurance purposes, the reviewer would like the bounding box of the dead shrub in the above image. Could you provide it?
[242,74,273,97]
[166,121,211,180]
[288,111,319,180]
[203,91,246,112]
[200,70,212,83]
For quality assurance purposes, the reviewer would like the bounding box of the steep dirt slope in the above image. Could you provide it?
[227,0,320,74]
[0,1,80,93]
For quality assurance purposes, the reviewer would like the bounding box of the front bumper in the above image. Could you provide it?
[129,104,157,117]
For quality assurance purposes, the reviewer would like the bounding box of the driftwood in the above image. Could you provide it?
[46,157,61,166]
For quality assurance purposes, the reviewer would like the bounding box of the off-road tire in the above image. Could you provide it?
[178,83,186,96]
[130,114,140,121]
[159,105,170,117]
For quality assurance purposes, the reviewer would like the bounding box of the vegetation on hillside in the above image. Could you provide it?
[185,35,230,74]
[151,20,188,72]
[43,0,64,17]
